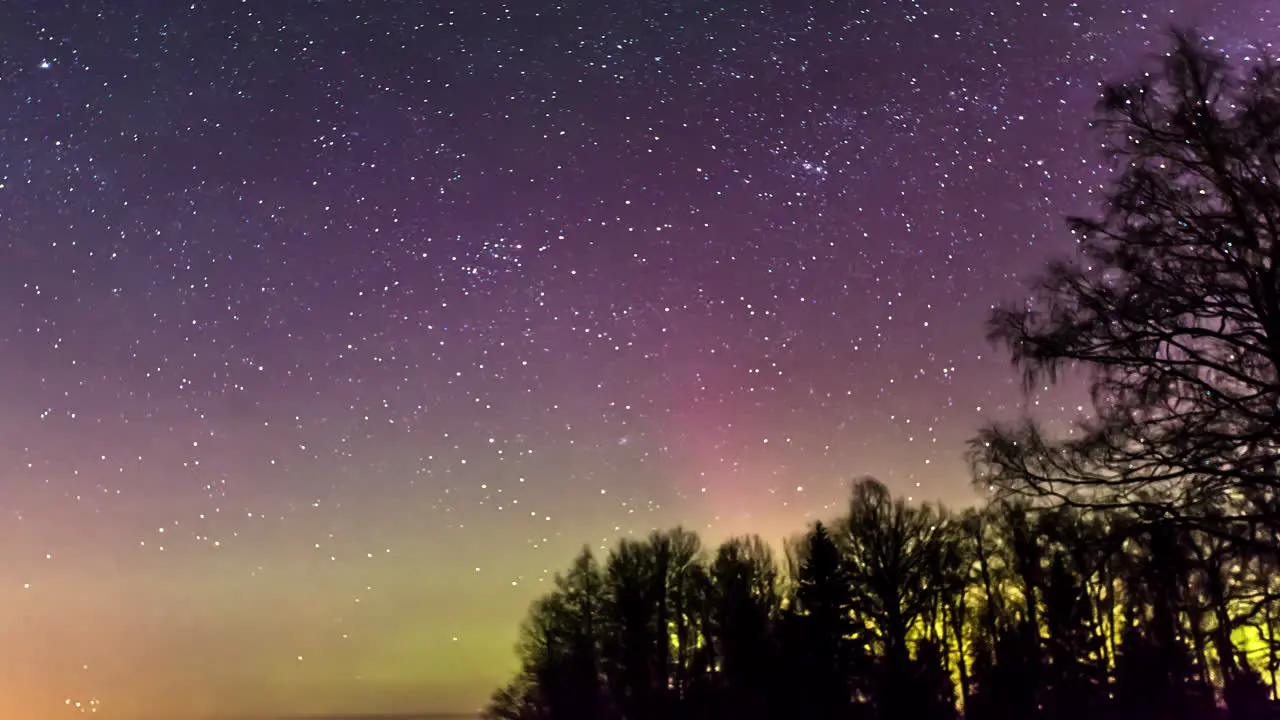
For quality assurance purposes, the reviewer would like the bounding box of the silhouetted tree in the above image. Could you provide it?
[1111,617,1214,720]
[906,638,960,720]
[485,26,1280,720]
[485,675,540,720]
[971,29,1280,554]
[487,481,1280,720]
[489,547,609,720]
[966,624,1038,720]
[1039,547,1106,720]
[554,548,609,720]
[778,521,861,720]
[962,505,1042,720]
[601,538,664,720]
[838,477,952,720]
[658,528,707,712]
[957,507,1008,679]
[509,594,592,720]
[707,535,782,720]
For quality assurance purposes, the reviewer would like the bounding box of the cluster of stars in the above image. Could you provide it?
[0,0,1274,717]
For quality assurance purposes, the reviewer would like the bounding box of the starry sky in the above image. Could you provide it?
[0,1,1274,718]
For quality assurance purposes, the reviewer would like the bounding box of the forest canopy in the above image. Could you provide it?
[483,29,1280,720]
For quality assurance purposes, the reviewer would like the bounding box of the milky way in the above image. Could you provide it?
[0,1,1273,717]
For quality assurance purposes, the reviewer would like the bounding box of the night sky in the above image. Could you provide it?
[1,1,1273,718]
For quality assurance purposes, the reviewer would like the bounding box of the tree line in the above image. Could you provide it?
[483,29,1280,720]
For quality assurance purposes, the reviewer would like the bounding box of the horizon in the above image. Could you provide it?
[132,707,481,712]
[225,714,480,718]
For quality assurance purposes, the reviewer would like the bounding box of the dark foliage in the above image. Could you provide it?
[970,27,1280,550]
[485,28,1280,720]
[485,479,1280,720]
